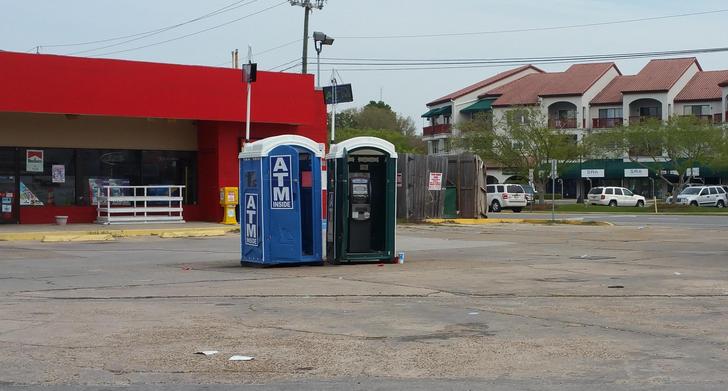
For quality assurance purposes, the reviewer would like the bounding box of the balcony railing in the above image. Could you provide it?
[423,123,452,136]
[628,115,660,124]
[592,117,623,128]
[548,118,577,129]
[678,114,724,124]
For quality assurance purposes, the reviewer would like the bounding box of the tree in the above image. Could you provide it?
[456,107,581,204]
[584,116,727,203]
[328,100,416,136]
[334,127,426,154]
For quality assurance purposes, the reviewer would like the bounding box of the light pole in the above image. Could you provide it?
[313,31,334,88]
[289,0,326,74]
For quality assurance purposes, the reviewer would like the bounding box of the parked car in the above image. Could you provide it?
[519,183,538,205]
[674,185,727,207]
[486,184,527,213]
[587,186,646,207]
[665,183,704,203]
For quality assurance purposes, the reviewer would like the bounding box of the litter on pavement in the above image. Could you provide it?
[229,355,255,361]
[194,350,219,356]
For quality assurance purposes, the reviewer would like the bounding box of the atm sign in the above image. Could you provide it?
[244,193,259,246]
[270,155,293,209]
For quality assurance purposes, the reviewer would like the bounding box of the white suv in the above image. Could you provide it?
[486,184,527,213]
[588,186,646,207]
[675,186,727,207]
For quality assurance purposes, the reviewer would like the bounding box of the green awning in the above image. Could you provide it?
[460,99,493,114]
[421,106,452,118]
[557,159,728,179]
[421,108,439,118]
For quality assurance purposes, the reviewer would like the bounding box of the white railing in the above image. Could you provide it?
[96,185,185,225]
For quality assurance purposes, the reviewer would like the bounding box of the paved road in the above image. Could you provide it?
[1,223,727,390]
[494,211,728,228]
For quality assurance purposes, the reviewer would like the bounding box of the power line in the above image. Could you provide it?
[68,0,261,56]
[269,57,301,70]
[314,46,728,71]
[254,38,302,57]
[35,0,257,52]
[337,8,728,40]
[280,62,302,72]
[85,1,288,58]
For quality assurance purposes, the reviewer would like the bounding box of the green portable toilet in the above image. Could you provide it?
[326,137,398,264]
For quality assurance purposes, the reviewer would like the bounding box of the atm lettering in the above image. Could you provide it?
[244,194,258,246]
[270,155,293,209]
[273,186,290,204]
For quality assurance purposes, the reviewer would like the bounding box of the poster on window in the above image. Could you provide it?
[88,178,131,205]
[52,165,66,183]
[26,150,44,172]
[1,204,11,213]
[20,182,43,206]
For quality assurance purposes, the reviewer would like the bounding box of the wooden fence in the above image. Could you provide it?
[397,153,487,220]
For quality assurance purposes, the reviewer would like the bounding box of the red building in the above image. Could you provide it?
[0,51,327,224]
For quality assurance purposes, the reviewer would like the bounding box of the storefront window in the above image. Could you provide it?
[77,150,141,206]
[8,148,197,207]
[19,148,76,207]
[142,151,197,204]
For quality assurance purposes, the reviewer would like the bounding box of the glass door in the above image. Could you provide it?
[0,148,19,224]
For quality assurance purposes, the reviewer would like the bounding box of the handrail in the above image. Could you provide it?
[96,185,185,225]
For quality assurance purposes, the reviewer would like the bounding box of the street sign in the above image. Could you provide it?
[550,160,558,179]
[242,63,257,83]
[323,84,353,104]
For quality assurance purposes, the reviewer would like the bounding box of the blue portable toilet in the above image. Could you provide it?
[238,135,325,266]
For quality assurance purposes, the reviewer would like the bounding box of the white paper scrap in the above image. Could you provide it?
[195,350,219,356]
[229,355,255,361]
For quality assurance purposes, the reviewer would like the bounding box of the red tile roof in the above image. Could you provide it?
[426,65,543,106]
[674,70,728,102]
[620,57,700,93]
[539,63,620,96]
[590,75,637,106]
[482,73,558,107]
[481,62,619,107]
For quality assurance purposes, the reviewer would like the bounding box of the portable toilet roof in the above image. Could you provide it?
[239,135,325,159]
[328,137,398,159]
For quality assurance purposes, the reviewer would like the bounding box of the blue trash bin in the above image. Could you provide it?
[239,135,325,266]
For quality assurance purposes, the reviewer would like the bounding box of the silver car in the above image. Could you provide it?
[675,186,727,207]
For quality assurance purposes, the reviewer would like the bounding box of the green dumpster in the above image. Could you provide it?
[326,137,398,264]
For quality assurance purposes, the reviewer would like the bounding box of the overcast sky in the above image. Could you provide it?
[2,0,728,132]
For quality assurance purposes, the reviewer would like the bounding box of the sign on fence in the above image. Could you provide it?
[428,172,443,191]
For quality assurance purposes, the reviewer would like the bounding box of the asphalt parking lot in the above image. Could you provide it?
[1,221,728,390]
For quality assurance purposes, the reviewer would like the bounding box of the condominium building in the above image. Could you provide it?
[422,57,728,197]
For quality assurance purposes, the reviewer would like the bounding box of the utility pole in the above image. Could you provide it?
[289,0,326,74]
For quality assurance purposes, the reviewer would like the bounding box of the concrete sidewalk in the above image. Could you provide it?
[0,222,239,242]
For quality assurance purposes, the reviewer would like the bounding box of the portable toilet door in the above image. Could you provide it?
[239,135,324,266]
[327,137,398,264]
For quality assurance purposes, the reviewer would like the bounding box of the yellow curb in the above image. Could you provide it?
[0,226,239,242]
[158,229,228,238]
[41,234,115,242]
[425,218,613,226]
